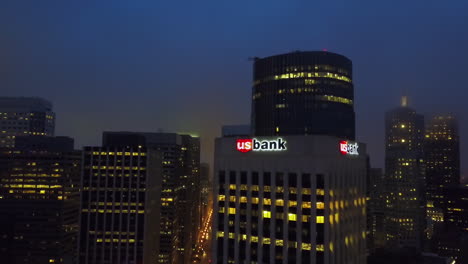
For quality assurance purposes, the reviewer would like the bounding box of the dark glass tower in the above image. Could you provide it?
[424,115,460,209]
[251,51,355,139]
[0,136,80,264]
[383,97,426,250]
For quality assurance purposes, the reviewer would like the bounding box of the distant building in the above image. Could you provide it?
[383,96,426,250]
[79,132,200,264]
[424,115,460,210]
[429,185,468,262]
[0,97,55,148]
[367,168,386,252]
[0,136,80,264]
[251,51,355,139]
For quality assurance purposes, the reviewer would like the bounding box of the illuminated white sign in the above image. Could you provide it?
[340,140,359,155]
[236,138,287,153]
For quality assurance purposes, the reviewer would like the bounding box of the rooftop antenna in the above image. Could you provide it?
[401,95,408,107]
[401,86,409,107]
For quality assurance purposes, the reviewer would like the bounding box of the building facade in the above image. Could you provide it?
[213,51,366,263]
[424,115,460,210]
[213,136,367,264]
[251,51,355,139]
[0,136,80,264]
[431,185,468,262]
[79,132,200,264]
[383,97,426,250]
[0,97,55,148]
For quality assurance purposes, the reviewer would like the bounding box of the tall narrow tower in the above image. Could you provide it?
[425,115,460,208]
[383,96,425,250]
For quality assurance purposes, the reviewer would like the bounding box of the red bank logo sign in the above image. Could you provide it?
[339,140,359,155]
[236,138,287,153]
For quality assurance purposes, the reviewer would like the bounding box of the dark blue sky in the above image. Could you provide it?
[1,1,468,178]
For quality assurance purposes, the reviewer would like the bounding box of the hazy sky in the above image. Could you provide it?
[1,1,467,179]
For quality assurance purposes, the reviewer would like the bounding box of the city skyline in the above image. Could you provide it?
[1,2,467,180]
[1,2,468,263]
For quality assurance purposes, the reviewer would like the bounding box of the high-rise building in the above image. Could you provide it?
[213,136,368,264]
[383,96,426,250]
[79,132,200,264]
[251,51,355,139]
[431,185,468,262]
[0,136,80,264]
[213,51,367,264]
[424,115,460,210]
[0,97,55,148]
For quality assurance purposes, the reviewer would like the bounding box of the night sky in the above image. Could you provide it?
[1,1,468,179]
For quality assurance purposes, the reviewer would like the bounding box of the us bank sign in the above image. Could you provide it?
[236,138,287,153]
[339,140,359,155]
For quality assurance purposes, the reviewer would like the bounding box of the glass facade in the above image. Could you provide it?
[251,51,355,139]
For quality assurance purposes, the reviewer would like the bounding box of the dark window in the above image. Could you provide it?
[264,172,271,185]
[302,173,311,188]
[288,173,297,186]
[316,174,324,189]
[252,172,259,185]
[219,171,226,185]
[241,171,247,184]
[229,171,236,184]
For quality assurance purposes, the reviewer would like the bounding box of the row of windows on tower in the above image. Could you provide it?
[254,71,352,85]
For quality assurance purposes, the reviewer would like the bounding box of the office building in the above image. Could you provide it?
[0,136,80,264]
[251,51,355,139]
[213,51,367,264]
[79,132,200,264]
[0,97,55,148]
[383,96,425,250]
[213,136,368,264]
[429,184,468,262]
[424,115,460,210]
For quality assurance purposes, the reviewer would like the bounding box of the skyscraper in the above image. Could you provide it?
[0,97,55,148]
[213,51,367,264]
[79,132,200,264]
[383,96,425,250]
[424,115,460,210]
[251,51,355,139]
[0,136,80,264]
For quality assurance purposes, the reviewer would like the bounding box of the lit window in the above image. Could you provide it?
[275,199,284,206]
[288,213,297,221]
[316,216,324,223]
[316,202,324,209]
[263,211,271,218]
[301,243,311,250]
[316,244,324,252]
